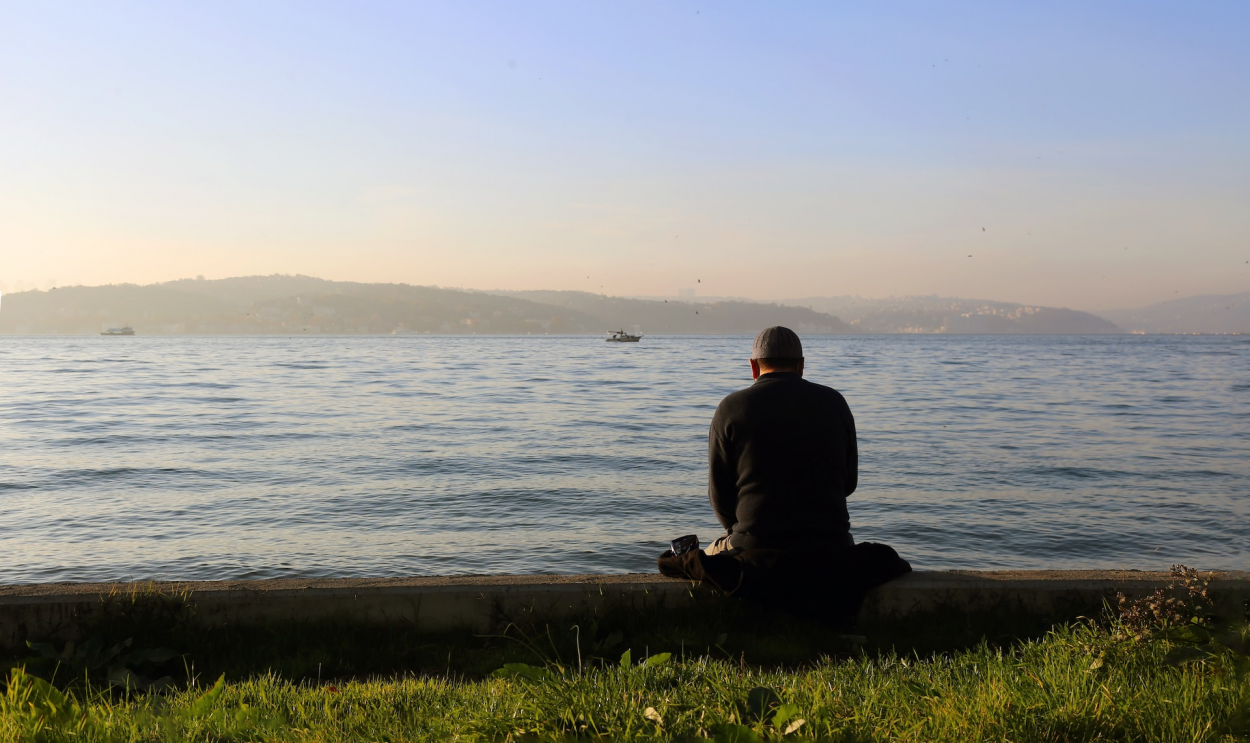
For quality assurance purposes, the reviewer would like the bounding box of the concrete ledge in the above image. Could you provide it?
[862,570,1249,626]
[2,571,1247,649]
[0,574,687,649]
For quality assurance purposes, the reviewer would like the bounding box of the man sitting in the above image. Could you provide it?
[659,326,908,622]
[704,326,857,555]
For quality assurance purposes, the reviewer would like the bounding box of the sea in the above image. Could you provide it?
[0,334,1246,584]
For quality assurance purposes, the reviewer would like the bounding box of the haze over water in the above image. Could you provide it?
[1,334,1246,584]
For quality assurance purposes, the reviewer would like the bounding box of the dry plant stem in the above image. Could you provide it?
[1116,564,1217,637]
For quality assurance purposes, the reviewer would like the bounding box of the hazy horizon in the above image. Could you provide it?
[3,3,1248,311]
[2,273,1245,315]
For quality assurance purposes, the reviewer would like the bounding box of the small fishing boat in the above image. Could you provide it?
[101,326,136,336]
[606,329,642,342]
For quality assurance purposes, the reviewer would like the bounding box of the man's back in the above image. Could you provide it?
[708,371,857,550]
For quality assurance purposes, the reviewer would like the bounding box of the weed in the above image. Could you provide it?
[1116,564,1218,637]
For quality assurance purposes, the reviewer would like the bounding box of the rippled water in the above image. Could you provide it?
[1,334,1246,583]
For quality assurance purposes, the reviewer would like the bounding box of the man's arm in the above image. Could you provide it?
[844,403,858,497]
[708,415,739,531]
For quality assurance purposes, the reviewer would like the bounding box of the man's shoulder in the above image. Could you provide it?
[713,386,752,418]
[799,377,848,402]
[716,376,847,411]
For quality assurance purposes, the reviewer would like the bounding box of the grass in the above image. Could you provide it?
[0,578,1096,689]
[3,568,1246,741]
[3,620,1247,742]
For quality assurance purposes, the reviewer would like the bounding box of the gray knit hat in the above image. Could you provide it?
[751,326,803,360]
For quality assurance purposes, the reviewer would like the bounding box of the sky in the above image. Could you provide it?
[1,2,1248,311]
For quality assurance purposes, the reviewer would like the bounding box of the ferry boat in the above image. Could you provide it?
[605,329,642,342]
[101,326,136,336]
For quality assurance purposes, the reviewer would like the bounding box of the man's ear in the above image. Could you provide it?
[797,359,805,377]
[750,359,761,379]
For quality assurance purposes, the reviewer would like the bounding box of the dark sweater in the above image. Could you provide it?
[708,371,857,549]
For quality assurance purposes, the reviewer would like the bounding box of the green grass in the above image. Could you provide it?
[4,621,1248,742]
[0,580,1091,690]
[4,573,1245,741]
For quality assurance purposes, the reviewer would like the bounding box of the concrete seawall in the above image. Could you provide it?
[3,570,1247,649]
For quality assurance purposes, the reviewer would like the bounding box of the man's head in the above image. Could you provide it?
[750,326,804,379]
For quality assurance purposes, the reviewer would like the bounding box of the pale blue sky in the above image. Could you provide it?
[2,2,1247,309]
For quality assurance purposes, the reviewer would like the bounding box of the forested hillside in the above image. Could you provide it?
[0,276,849,335]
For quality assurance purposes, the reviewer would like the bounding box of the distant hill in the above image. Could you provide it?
[0,276,850,335]
[0,277,597,335]
[20,276,1213,336]
[0,284,239,334]
[782,295,1121,334]
[1097,292,1250,334]
[491,290,850,334]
